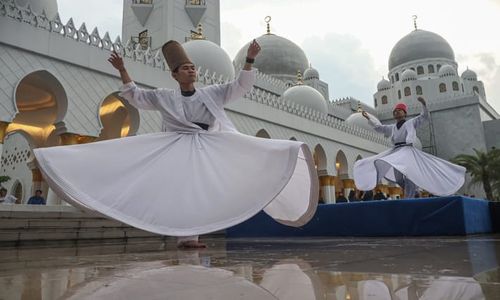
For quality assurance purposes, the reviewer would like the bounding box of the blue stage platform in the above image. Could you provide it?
[226,196,494,237]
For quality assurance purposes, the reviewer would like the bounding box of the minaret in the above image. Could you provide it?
[122,0,220,51]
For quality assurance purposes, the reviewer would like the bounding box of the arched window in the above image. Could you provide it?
[382,95,388,104]
[473,86,479,93]
[417,66,424,75]
[398,90,401,99]
[395,73,399,81]
[437,64,441,71]
[416,85,423,95]
[374,98,377,107]
[452,81,459,91]
[410,67,415,71]
[439,83,447,93]
[428,65,435,73]
[404,87,411,96]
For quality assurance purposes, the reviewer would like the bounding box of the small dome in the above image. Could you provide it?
[345,112,380,132]
[401,69,417,82]
[389,30,455,70]
[461,68,477,81]
[438,64,457,77]
[183,39,235,80]
[234,34,309,82]
[15,0,58,19]
[304,67,319,80]
[377,78,391,91]
[283,84,328,114]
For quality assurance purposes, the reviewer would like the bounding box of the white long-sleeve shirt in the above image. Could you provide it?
[119,69,256,133]
[368,105,429,145]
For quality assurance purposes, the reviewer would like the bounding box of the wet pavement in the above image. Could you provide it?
[0,235,499,299]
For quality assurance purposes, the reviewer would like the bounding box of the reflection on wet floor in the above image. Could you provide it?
[0,236,499,299]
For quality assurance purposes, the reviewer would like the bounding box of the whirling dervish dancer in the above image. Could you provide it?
[353,97,465,198]
[34,40,319,248]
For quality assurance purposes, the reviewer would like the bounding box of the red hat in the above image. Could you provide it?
[393,102,407,114]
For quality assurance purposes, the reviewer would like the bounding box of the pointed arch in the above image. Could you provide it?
[439,83,447,93]
[97,93,140,140]
[335,150,348,176]
[11,70,69,147]
[313,144,327,171]
[10,179,23,204]
[256,129,271,139]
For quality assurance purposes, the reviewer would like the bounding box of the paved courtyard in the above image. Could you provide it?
[0,235,499,299]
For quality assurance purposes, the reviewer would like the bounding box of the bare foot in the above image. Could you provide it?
[177,240,207,249]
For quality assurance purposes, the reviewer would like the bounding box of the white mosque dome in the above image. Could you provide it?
[389,29,455,70]
[345,112,379,132]
[283,84,328,114]
[401,69,417,82]
[234,34,309,82]
[461,68,477,81]
[304,67,319,80]
[438,64,457,77]
[183,39,235,80]
[377,78,391,91]
[15,0,58,19]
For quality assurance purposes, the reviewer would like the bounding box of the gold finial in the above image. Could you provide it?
[190,23,205,40]
[412,15,418,30]
[265,16,272,34]
[357,101,363,112]
[296,70,303,85]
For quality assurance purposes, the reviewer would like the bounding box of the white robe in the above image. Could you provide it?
[353,106,465,196]
[34,70,319,236]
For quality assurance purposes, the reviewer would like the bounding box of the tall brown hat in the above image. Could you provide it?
[162,40,193,72]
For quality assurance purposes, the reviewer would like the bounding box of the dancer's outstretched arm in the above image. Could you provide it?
[108,51,159,110]
[207,40,261,106]
[412,97,429,128]
[108,51,132,84]
[362,111,392,137]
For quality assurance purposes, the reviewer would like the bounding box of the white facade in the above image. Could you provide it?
[0,0,390,204]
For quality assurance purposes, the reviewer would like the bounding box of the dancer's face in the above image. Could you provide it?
[173,63,197,84]
[393,109,406,120]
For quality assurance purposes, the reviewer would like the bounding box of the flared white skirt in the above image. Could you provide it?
[353,146,465,196]
[34,131,318,236]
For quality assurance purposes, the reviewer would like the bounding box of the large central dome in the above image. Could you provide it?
[233,34,309,82]
[388,29,455,70]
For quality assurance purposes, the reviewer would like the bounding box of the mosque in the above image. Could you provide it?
[0,0,498,205]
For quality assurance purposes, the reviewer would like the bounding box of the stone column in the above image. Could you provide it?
[0,121,9,159]
[319,175,335,204]
[46,188,59,205]
[31,168,43,197]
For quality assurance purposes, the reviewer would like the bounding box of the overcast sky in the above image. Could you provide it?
[57,0,500,111]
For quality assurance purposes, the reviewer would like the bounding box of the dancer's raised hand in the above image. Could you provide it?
[417,97,426,106]
[247,39,261,59]
[362,111,370,120]
[108,51,125,71]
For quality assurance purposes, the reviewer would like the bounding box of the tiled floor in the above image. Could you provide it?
[0,235,499,299]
